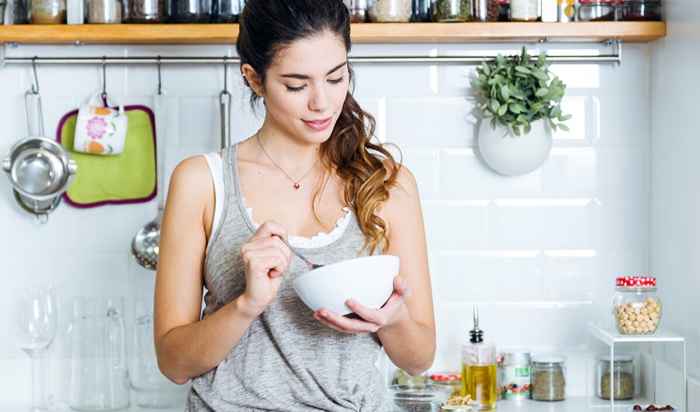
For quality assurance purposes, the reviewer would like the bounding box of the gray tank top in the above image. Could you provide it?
[186,144,393,412]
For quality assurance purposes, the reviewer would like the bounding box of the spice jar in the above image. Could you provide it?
[499,351,531,400]
[621,0,661,20]
[411,0,430,21]
[577,0,615,20]
[348,0,369,22]
[126,0,165,22]
[31,0,66,23]
[596,354,636,400]
[368,0,412,22]
[166,0,212,22]
[213,0,240,22]
[88,0,122,23]
[509,0,538,21]
[613,276,662,335]
[497,0,510,21]
[531,355,566,401]
[432,0,471,22]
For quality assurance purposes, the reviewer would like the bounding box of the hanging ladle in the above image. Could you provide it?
[131,58,167,270]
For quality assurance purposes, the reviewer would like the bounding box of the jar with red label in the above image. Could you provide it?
[613,276,662,335]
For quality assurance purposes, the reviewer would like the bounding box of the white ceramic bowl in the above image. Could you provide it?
[292,255,399,316]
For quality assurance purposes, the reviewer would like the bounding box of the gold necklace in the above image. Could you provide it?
[256,131,318,190]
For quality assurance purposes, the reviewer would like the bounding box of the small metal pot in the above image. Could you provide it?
[2,136,77,219]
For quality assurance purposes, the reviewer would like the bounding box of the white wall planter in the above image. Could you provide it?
[476,118,553,176]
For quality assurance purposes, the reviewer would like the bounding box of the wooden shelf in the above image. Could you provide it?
[0,22,666,45]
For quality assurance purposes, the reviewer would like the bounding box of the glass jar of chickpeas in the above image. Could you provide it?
[613,276,662,335]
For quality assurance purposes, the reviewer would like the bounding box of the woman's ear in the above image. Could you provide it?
[241,64,264,97]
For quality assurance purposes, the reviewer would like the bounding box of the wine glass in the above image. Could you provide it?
[15,286,58,411]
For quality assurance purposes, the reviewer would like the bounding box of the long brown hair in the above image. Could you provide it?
[237,0,400,254]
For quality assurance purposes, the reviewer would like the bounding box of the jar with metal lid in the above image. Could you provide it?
[499,351,531,400]
[577,0,615,20]
[213,0,240,22]
[620,0,661,20]
[596,354,636,400]
[166,0,212,22]
[432,0,471,22]
[87,0,122,23]
[368,0,412,22]
[347,0,369,22]
[126,0,165,22]
[509,0,538,20]
[613,276,662,335]
[411,0,430,21]
[530,355,566,401]
[31,0,66,23]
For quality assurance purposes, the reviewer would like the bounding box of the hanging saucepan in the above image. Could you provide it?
[1,60,77,222]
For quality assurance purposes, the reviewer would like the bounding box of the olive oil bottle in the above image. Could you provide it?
[461,305,497,411]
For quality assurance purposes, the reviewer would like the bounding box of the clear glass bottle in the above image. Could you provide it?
[509,0,538,20]
[368,0,412,22]
[531,355,566,401]
[596,354,636,400]
[461,306,497,411]
[31,0,67,23]
[613,276,662,335]
[432,0,471,22]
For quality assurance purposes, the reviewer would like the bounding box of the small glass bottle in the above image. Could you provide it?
[531,355,566,401]
[31,0,67,23]
[509,0,538,20]
[596,354,636,400]
[461,305,497,411]
[613,276,662,335]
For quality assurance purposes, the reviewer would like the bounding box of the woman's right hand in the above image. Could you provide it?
[239,221,292,317]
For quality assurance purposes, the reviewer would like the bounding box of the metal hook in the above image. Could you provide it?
[157,55,163,95]
[101,56,107,102]
[31,56,40,94]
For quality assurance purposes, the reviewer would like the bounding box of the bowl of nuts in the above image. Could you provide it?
[613,276,662,335]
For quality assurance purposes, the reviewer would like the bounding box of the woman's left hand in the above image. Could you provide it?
[313,276,412,334]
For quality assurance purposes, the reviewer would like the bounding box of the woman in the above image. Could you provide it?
[154,0,435,410]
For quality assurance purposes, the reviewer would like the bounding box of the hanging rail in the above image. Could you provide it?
[0,41,623,67]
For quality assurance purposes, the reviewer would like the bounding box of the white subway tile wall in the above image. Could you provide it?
[0,42,651,403]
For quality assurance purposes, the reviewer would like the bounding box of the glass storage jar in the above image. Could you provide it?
[499,351,531,400]
[213,0,240,22]
[613,276,662,335]
[596,354,636,400]
[432,0,471,22]
[368,0,412,22]
[621,0,661,20]
[87,0,122,23]
[530,355,566,401]
[577,0,615,21]
[411,0,430,21]
[348,0,369,22]
[166,0,212,22]
[509,0,538,20]
[31,0,66,23]
[126,0,165,22]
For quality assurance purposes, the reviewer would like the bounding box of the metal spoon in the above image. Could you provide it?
[277,236,323,270]
[131,71,167,270]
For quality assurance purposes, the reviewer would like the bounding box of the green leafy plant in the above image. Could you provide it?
[472,47,570,137]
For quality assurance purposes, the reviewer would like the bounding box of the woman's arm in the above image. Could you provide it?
[373,166,436,375]
[153,156,267,384]
[313,166,436,375]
